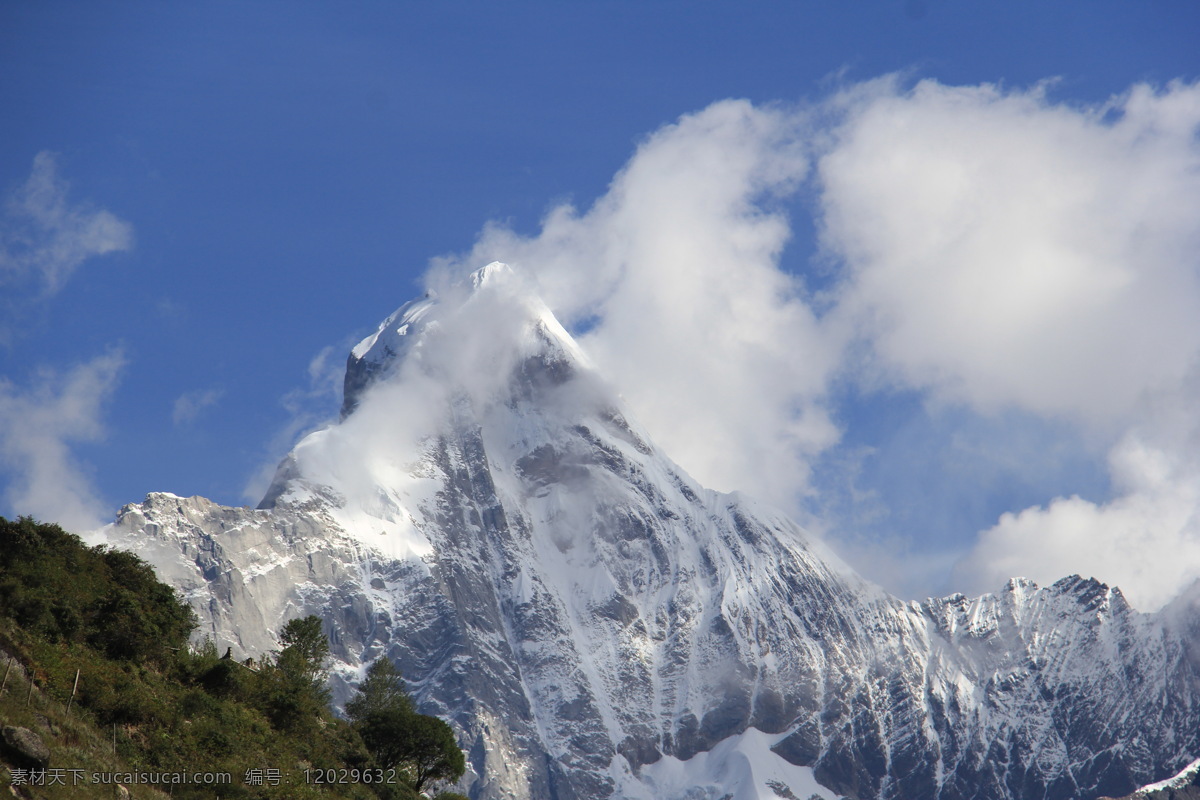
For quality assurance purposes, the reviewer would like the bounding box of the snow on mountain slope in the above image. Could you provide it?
[1101,756,1200,800]
[622,727,838,800]
[1136,756,1200,797]
[102,264,1200,800]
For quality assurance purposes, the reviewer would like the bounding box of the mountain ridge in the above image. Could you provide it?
[101,264,1200,800]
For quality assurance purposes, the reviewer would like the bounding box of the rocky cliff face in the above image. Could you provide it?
[102,264,1200,800]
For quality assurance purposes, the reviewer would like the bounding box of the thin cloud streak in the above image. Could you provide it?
[0,153,134,531]
[173,388,225,426]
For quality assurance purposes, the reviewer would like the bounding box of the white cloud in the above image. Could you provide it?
[435,100,842,509]
[808,401,1108,600]
[0,350,125,534]
[818,78,1200,608]
[820,78,1200,428]
[172,388,224,426]
[1,151,134,296]
[954,366,1200,610]
[425,80,1200,608]
[0,153,134,532]
[956,430,1200,611]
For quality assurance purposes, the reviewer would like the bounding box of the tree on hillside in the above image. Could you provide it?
[396,714,465,796]
[277,615,331,692]
[347,657,465,795]
[347,657,412,722]
[260,615,331,731]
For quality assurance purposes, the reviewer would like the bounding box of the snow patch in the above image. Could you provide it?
[617,728,838,800]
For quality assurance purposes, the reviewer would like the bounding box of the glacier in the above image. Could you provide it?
[102,263,1200,800]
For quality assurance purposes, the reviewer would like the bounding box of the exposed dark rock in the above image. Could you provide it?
[1,726,50,769]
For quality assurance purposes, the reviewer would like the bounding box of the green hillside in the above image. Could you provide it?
[0,516,465,800]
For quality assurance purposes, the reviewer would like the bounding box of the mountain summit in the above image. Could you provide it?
[104,265,1200,800]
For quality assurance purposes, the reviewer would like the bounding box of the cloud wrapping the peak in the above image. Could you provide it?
[1,151,134,296]
[277,268,581,512]
[438,100,841,508]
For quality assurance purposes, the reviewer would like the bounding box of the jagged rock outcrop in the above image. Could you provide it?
[103,264,1200,800]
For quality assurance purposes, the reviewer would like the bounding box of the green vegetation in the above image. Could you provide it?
[0,516,467,799]
[347,660,464,796]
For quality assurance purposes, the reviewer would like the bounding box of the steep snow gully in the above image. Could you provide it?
[103,264,1200,800]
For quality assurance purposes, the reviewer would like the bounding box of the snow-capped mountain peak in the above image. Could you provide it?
[103,265,1200,800]
[341,261,586,418]
[470,259,514,289]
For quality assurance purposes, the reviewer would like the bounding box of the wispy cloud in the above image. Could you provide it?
[241,344,348,505]
[0,350,126,533]
[1,151,134,297]
[172,388,224,426]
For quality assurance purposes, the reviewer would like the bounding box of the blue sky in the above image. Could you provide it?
[2,1,1199,607]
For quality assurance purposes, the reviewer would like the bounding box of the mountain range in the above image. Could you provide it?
[101,264,1200,800]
